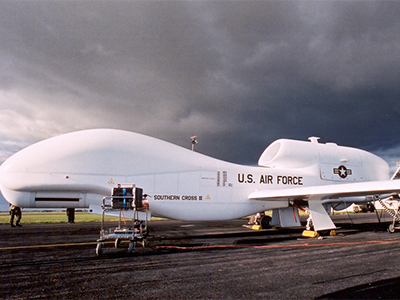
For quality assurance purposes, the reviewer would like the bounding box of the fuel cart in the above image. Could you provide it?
[96,185,149,256]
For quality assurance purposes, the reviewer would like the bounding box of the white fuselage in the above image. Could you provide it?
[0,129,390,220]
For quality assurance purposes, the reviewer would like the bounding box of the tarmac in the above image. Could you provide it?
[1,212,400,299]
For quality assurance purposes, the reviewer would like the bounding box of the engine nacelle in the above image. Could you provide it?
[258,137,389,182]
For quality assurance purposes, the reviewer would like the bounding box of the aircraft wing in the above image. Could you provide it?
[249,180,400,231]
[248,180,400,201]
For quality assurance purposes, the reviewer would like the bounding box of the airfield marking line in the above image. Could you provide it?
[0,241,104,251]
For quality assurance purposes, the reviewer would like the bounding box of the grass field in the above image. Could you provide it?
[0,211,120,225]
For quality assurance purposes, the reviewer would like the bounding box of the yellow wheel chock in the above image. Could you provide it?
[302,230,319,238]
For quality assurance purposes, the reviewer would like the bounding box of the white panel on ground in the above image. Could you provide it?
[271,210,279,226]
[271,207,301,227]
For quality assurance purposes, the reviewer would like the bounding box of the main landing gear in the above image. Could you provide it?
[248,212,272,229]
[303,212,336,238]
[248,200,337,238]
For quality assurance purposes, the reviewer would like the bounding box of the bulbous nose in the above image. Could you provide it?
[0,130,114,208]
[0,158,33,207]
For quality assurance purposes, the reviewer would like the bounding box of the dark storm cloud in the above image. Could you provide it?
[0,1,400,167]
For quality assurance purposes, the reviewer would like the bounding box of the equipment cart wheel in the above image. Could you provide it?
[96,243,104,256]
[128,241,136,254]
[115,238,121,248]
[388,224,395,233]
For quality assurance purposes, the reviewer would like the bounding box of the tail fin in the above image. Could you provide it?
[391,165,400,180]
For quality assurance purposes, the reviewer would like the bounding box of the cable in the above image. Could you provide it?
[152,239,400,251]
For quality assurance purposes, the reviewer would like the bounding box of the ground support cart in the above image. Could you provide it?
[96,186,149,255]
[376,196,400,233]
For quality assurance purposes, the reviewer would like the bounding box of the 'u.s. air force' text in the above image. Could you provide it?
[237,173,303,185]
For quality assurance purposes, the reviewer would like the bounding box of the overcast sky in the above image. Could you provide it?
[1,0,400,170]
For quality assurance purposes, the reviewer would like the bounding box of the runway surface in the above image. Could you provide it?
[1,212,400,299]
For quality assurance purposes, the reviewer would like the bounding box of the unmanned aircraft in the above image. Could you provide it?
[1,128,400,235]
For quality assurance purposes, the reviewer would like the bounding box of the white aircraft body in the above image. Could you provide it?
[1,128,400,232]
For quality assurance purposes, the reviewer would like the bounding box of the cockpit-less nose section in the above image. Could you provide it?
[0,129,399,235]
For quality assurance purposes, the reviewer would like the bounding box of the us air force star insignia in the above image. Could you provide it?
[333,165,352,179]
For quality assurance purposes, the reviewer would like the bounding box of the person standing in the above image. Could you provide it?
[9,204,22,227]
[66,208,75,223]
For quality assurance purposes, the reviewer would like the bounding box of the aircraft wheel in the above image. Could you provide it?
[260,215,272,229]
[128,241,136,254]
[115,238,121,248]
[96,243,104,256]
[388,224,395,234]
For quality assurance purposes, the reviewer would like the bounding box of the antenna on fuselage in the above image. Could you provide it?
[191,135,198,151]
[308,136,320,143]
